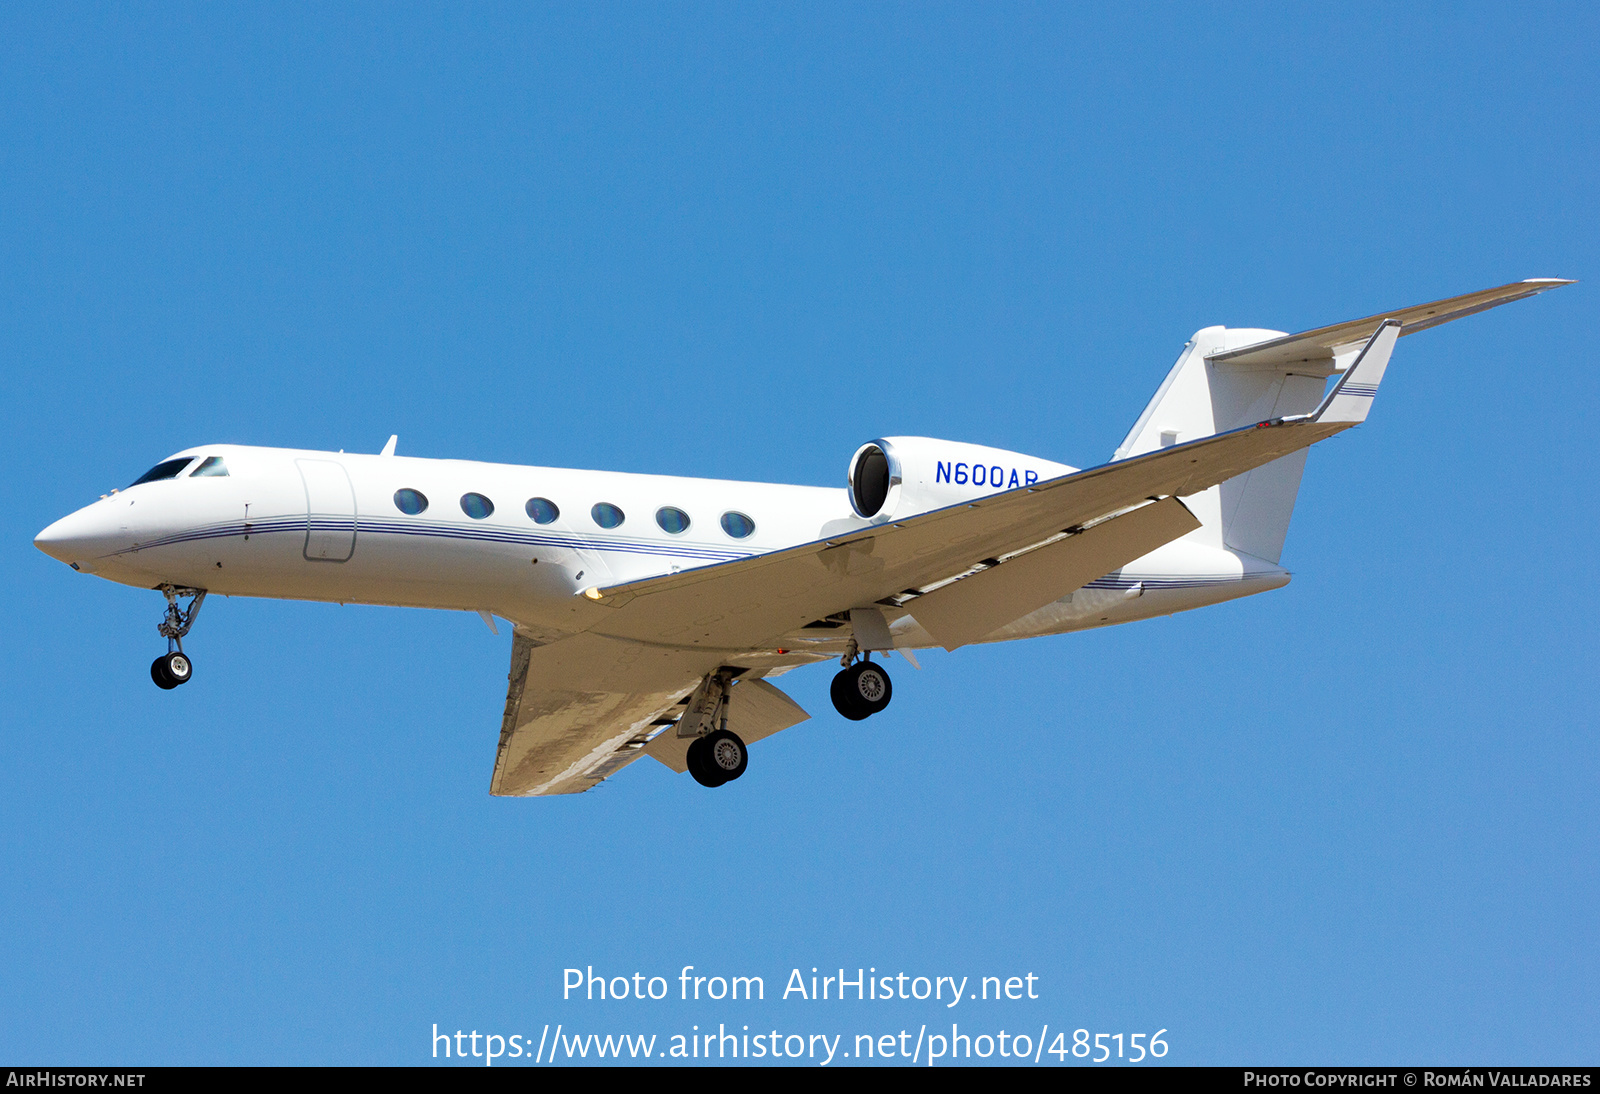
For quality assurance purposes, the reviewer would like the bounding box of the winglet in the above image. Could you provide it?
[1312,319,1400,425]
[380,435,398,457]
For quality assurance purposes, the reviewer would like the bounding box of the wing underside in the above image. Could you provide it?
[491,633,814,796]
[490,632,708,796]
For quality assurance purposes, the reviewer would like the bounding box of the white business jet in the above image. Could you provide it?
[35,280,1571,795]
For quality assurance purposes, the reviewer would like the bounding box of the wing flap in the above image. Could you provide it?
[642,678,810,773]
[908,496,1201,651]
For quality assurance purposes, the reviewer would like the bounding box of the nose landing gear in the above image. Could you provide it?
[150,650,192,690]
[830,646,893,721]
[150,585,205,690]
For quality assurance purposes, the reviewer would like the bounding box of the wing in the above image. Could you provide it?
[580,412,1357,651]
[490,632,709,796]
[490,632,812,796]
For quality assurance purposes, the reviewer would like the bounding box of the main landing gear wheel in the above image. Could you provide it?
[150,651,192,690]
[686,737,723,787]
[687,730,748,788]
[703,729,748,782]
[831,660,892,720]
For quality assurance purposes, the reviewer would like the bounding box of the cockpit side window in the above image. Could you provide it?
[189,456,229,477]
[129,457,196,487]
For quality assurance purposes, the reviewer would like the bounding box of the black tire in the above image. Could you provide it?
[150,656,178,690]
[831,669,871,721]
[702,729,748,782]
[162,651,193,687]
[848,661,892,716]
[686,737,726,788]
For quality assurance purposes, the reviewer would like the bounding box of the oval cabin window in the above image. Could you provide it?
[655,506,690,534]
[720,511,755,538]
[525,497,559,524]
[394,488,429,515]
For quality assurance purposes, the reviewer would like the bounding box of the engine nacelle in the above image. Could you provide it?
[846,436,1076,520]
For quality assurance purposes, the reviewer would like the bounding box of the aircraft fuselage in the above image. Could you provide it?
[35,441,1287,658]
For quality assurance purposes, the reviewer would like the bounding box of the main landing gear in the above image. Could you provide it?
[830,645,892,721]
[150,585,205,690]
[687,730,749,788]
[679,669,750,788]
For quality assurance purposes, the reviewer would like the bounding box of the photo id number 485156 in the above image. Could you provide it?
[1059,1029,1168,1062]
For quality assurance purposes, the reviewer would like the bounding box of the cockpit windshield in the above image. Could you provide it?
[189,456,229,477]
[128,457,196,487]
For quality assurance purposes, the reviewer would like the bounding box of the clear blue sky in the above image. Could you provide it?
[3,2,1595,1065]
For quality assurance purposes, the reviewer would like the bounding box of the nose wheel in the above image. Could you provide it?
[831,658,892,720]
[151,585,205,690]
[151,651,193,690]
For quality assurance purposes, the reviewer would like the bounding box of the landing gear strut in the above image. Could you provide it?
[831,644,892,721]
[150,585,205,690]
[678,669,750,788]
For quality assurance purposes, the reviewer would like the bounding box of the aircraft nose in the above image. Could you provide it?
[34,516,76,562]
[34,507,116,568]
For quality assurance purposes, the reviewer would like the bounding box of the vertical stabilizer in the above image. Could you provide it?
[1110,279,1574,564]
[1113,326,1329,563]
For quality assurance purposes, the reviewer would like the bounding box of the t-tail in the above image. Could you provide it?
[1113,278,1574,564]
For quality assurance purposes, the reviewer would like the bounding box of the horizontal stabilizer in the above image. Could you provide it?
[1209,278,1574,370]
[909,496,1201,651]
